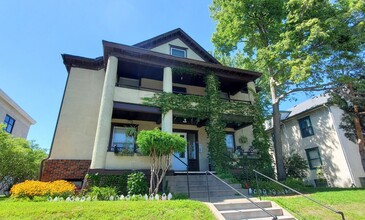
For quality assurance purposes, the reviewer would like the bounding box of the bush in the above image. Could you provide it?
[87,186,117,200]
[171,193,189,200]
[87,173,128,195]
[127,172,148,195]
[284,152,308,179]
[10,180,75,199]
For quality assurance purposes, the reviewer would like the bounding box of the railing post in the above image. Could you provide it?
[187,166,190,198]
[255,171,262,200]
[206,171,210,202]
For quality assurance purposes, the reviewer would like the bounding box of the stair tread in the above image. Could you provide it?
[240,216,295,220]
[220,207,282,214]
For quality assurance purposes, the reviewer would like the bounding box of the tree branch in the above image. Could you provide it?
[277,82,336,100]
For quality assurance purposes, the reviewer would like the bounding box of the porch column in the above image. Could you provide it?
[90,56,118,169]
[247,81,256,104]
[162,67,173,133]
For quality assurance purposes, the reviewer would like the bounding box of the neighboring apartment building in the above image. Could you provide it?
[40,28,260,184]
[266,94,365,187]
[0,89,36,139]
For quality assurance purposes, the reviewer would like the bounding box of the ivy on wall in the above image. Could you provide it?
[143,68,270,172]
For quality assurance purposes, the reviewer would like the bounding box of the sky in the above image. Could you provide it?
[0,0,311,151]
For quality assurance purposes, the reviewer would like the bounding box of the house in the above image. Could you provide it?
[40,28,261,185]
[266,94,365,187]
[0,89,36,139]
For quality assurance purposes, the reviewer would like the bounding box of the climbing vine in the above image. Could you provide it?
[143,68,266,172]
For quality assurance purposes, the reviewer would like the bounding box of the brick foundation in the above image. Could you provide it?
[41,159,91,182]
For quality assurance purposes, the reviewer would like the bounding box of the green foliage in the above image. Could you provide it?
[0,200,217,220]
[0,125,47,183]
[137,128,186,156]
[127,172,148,195]
[137,128,187,194]
[171,193,189,200]
[87,173,128,195]
[210,0,365,181]
[284,152,309,179]
[87,186,117,200]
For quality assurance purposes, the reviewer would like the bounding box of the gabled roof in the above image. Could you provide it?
[133,28,220,64]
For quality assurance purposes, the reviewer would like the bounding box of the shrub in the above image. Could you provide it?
[171,193,189,200]
[284,152,308,179]
[87,186,117,200]
[10,180,75,199]
[87,173,128,195]
[127,172,148,195]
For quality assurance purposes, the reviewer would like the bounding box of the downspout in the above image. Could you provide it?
[324,104,356,186]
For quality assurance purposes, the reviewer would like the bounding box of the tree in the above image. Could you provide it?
[284,152,308,179]
[136,128,186,194]
[0,125,47,183]
[210,0,364,180]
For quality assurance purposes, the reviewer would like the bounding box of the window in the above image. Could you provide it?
[170,46,187,58]
[173,86,187,95]
[225,133,235,153]
[111,126,135,153]
[305,147,322,170]
[298,116,314,138]
[3,114,15,134]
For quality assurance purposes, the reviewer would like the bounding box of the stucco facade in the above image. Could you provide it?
[268,95,365,187]
[0,89,35,139]
[41,28,260,182]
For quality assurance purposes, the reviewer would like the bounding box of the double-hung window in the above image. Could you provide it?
[170,46,187,58]
[305,147,322,170]
[3,114,15,134]
[298,116,314,138]
[111,126,135,153]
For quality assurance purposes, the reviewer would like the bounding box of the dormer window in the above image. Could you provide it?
[170,46,187,58]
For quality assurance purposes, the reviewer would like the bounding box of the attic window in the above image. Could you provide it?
[170,46,187,58]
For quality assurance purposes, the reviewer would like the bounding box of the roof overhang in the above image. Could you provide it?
[103,40,261,84]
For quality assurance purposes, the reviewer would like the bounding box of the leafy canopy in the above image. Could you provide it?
[137,128,186,156]
[0,125,47,183]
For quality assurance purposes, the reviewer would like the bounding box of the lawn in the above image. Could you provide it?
[264,188,365,220]
[0,199,216,220]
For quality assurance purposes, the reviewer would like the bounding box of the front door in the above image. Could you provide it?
[172,132,188,171]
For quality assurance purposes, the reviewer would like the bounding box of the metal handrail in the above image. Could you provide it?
[206,171,278,220]
[253,169,345,220]
[172,154,190,198]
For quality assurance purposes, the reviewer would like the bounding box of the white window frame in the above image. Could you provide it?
[170,46,187,58]
[111,126,135,153]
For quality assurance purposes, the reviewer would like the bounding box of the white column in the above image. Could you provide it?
[247,81,256,104]
[90,56,118,169]
[162,67,173,133]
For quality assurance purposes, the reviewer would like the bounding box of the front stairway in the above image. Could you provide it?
[166,173,296,220]
[166,172,247,201]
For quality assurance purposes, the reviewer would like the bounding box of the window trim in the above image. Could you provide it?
[170,45,187,58]
[3,114,15,134]
[108,123,138,152]
[298,116,314,138]
[305,147,322,170]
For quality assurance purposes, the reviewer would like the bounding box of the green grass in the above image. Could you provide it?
[264,188,365,220]
[0,199,216,220]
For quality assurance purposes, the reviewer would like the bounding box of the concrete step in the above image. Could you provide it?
[247,216,295,220]
[170,184,245,192]
[220,207,283,220]
[213,201,272,211]
[188,190,242,198]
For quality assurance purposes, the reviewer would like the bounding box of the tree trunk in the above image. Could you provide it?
[269,76,286,181]
[349,83,365,171]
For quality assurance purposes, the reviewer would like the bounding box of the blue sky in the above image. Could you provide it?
[0,0,309,150]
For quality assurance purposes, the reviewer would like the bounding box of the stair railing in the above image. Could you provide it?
[253,169,345,220]
[172,154,190,198]
[206,171,278,220]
